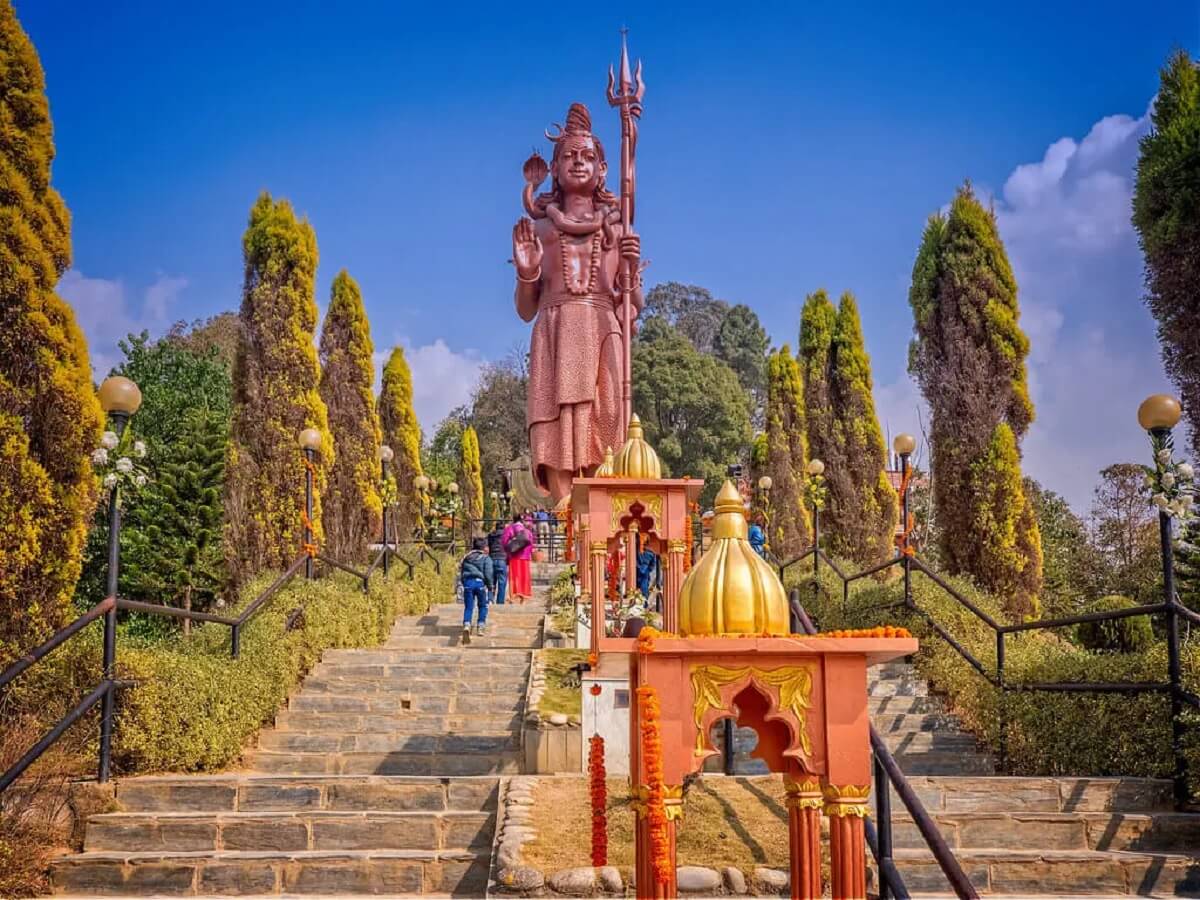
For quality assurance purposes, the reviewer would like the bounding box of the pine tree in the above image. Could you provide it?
[826,292,898,565]
[763,346,812,558]
[224,192,330,584]
[379,347,423,542]
[908,185,1042,617]
[126,410,227,624]
[319,270,382,562]
[799,290,838,476]
[459,425,484,536]
[1133,50,1200,458]
[0,1,103,663]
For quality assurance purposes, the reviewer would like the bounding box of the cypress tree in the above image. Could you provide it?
[799,290,838,475]
[908,184,1042,616]
[224,193,330,584]
[763,346,812,558]
[1132,50,1200,457]
[379,346,423,542]
[318,270,382,562]
[459,425,484,534]
[0,1,104,663]
[826,292,898,565]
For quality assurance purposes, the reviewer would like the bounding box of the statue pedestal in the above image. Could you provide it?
[570,476,703,654]
[626,634,917,899]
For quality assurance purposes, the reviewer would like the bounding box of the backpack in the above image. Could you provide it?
[460,551,487,583]
[504,525,531,556]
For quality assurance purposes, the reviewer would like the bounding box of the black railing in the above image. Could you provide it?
[780,535,1198,809]
[0,540,415,797]
[418,516,571,562]
[789,588,978,900]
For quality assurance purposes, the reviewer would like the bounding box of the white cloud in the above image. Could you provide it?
[876,101,1169,513]
[58,270,188,378]
[373,337,485,437]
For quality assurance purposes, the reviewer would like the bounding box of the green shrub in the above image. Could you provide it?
[1076,595,1154,654]
[8,555,453,775]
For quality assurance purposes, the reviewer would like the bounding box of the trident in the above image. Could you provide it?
[607,28,645,432]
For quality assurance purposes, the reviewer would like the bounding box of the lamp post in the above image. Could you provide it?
[893,433,917,608]
[378,445,394,575]
[413,474,431,544]
[447,481,460,552]
[299,428,322,579]
[1138,393,1187,806]
[806,459,825,589]
[490,490,500,531]
[96,375,142,783]
[757,474,773,555]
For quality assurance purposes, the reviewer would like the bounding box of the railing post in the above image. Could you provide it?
[722,718,736,775]
[874,751,894,900]
[900,450,913,609]
[382,506,390,577]
[230,623,241,659]
[996,630,1007,774]
[789,587,801,635]
[304,447,315,580]
[98,410,129,785]
[812,506,821,607]
[1161,506,1187,808]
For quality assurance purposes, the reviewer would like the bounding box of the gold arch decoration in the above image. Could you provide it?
[690,664,814,757]
[610,492,664,533]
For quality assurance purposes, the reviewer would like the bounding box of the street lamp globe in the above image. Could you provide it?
[892,433,917,456]
[447,481,459,494]
[758,475,773,491]
[807,459,825,477]
[413,474,430,491]
[97,376,142,416]
[298,428,322,451]
[378,444,394,463]
[1138,394,1182,431]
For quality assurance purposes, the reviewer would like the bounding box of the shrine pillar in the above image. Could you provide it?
[626,521,640,601]
[824,783,870,900]
[784,776,823,900]
[664,539,685,633]
[589,540,607,657]
[633,785,681,899]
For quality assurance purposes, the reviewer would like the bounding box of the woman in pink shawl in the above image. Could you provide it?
[503,513,534,602]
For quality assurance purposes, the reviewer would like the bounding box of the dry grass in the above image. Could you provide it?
[522,774,791,879]
[536,649,588,716]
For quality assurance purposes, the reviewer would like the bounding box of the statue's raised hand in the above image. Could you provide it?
[512,217,543,280]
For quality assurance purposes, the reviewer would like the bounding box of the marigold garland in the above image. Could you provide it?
[301,455,320,556]
[682,503,696,573]
[560,502,575,563]
[636,684,672,886]
[810,625,912,639]
[895,466,916,556]
[588,734,608,866]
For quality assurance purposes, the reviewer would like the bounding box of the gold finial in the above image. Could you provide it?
[678,479,788,636]
[595,446,616,477]
[614,414,662,479]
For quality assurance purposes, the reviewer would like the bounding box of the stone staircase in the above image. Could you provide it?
[50,571,557,897]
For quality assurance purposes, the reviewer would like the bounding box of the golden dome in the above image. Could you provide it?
[678,480,789,636]
[595,446,616,477]
[614,414,662,479]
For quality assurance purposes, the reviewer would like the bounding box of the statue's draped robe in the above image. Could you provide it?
[525,217,628,492]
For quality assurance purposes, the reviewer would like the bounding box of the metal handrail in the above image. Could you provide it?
[789,590,977,899]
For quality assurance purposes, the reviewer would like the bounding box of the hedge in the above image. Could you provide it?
[8,554,453,775]
[787,559,1200,793]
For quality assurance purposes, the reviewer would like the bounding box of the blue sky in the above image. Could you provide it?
[23,1,1199,510]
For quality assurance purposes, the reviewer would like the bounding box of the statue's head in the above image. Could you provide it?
[537,103,617,209]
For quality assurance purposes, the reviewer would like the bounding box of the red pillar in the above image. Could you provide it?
[634,785,680,898]
[784,776,823,899]
[824,783,869,900]
[589,540,607,657]
[664,540,685,633]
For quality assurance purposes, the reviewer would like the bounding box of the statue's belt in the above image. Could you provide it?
[541,293,618,311]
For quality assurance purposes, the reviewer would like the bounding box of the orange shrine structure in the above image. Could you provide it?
[572,424,917,900]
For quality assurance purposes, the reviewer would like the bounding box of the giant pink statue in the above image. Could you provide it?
[512,38,645,500]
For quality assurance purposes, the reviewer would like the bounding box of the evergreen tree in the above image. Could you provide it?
[319,270,382,562]
[459,425,484,534]
[379,346,423,542]
[1133,50,1200,458]
[125,409,227,624]
[908,185,1042,617]
[224,193,330,584]
[0,1,103,663]
[826,293,898,565]
[715,303,769,424]
[798,290,838,476]
[763,346,812,558]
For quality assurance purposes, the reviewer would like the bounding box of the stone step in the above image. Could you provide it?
[51,848,487,896]
[288,693,524,715]
[898,776,1174,814]
[384,636,542,649]
[311,660,529,679]
[296,674,530,694]
[258,731,519,754]
[273,710,522,733]
[320,648,531,665]
[290,682,526,710]
[111,776,499,814]
[868,678,930,697]
[871,713,961,733]
[245,750,522,776]
[888,810,1200,853]
[889,847,1200,896]
[889,751,994,776]
[83,810,495,853]
[869,695,945,715]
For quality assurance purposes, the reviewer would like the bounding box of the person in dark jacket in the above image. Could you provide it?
[460,536,494,643]
[486,522,508,606]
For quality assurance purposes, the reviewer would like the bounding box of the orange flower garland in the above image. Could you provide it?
[810,625,912,639]
[561,501,575,563]
[300,455,319,557]
[683,503,696,573]
[636,684,671,887]
[895,466,916,557]
[588,733,608,866]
